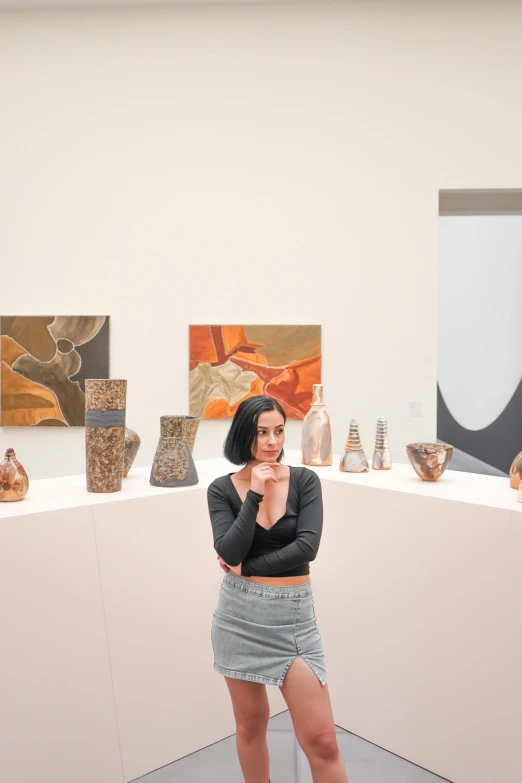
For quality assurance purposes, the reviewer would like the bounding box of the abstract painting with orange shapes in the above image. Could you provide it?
[189,325,321,419]
[0,316,110,426]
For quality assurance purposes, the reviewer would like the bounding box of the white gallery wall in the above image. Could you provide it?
[2,0,522,480]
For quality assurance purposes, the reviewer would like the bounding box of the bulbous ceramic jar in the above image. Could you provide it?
[0,448,29,502]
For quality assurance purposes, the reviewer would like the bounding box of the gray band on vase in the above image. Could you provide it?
[85,410,126,428]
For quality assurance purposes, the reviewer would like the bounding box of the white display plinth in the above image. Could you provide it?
[1,450,521,783]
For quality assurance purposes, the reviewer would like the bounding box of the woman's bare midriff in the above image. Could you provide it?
[238,574,310,586]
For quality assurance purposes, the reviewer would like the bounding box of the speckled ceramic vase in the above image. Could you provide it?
[0,448,29,502]
[85,379,127,493]
[150,416,199,488]
[160,415,200,454]
[123,427,141,478]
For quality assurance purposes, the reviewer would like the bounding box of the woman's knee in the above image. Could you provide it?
[301,729,339,761]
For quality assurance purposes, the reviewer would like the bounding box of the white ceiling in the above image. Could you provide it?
[0,0,317,7]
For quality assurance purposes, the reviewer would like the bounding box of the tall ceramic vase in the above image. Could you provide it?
[85,379,127,493]
[150,415,199,487]
[301,384,333,466]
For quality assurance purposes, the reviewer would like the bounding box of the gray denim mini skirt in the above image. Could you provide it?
[211,572,327,687]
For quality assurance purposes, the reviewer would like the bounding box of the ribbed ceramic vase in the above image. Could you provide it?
[372,417,392,470]
[0,448,29,502]
[509,450,522,489]
[301,384,333,466]
[340,419,369,473]
[150,415,199,487]
[85,379,127,493]
[406,443,453,481]
[123,427,141,478]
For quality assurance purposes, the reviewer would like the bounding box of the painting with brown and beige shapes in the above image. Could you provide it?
[189,325,321,420]
[0,316,110,427]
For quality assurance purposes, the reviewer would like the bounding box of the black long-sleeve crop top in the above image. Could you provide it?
[207,466,323,577]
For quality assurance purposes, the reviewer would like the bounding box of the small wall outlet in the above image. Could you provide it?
[409,400,423,417]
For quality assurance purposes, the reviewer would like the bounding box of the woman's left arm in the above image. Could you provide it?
[240,470,323,577]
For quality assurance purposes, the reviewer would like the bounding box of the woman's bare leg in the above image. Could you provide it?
[280,657,349,783]
[225,676,271,783]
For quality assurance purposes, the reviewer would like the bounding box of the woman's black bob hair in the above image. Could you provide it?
[223,395,286,465]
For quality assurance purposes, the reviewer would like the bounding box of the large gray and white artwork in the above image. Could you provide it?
[437,214,522,476]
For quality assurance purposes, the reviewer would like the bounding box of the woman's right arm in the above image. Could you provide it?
[207,481,264,567]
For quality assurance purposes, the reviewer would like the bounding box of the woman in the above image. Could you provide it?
[208,395,349,783]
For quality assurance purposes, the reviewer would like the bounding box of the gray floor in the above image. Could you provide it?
[133,709,451,783]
